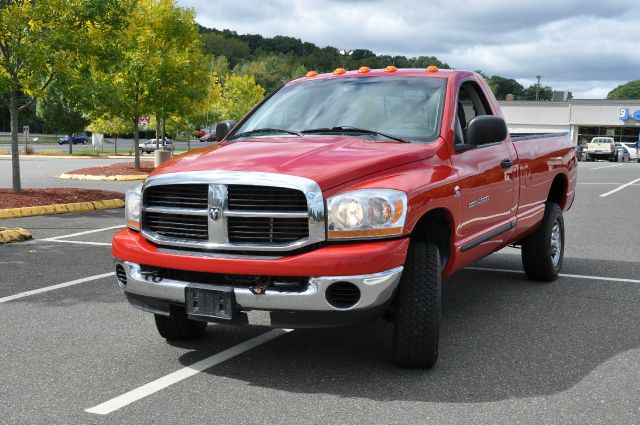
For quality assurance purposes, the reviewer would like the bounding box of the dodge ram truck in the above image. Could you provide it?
[112,67,577,368]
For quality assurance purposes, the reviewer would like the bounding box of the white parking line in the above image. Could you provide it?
[41,225,124,241]
[599,177,640,198]
[590,164,622,170]
[466,267,640,284]
[44,240,112,246]
[0,272,115,303]
[86,328,293,415]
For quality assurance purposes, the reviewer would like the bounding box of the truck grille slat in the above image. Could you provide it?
[142,182,312,248]
[227,185,307,212]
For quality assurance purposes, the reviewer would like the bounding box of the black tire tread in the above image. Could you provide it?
[393,241,441,368]
[154,314,207,340]
[521,202,564,282]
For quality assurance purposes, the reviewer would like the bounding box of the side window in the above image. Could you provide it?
[455,82,494,145]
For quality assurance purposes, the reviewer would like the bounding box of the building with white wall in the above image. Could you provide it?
[499,99,640,145]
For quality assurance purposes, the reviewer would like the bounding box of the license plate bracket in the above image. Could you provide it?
[185,284,236,320]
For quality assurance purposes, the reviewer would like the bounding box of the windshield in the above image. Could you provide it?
[230,76,447,143]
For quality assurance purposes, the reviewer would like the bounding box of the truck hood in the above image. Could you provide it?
[152,135,439,190]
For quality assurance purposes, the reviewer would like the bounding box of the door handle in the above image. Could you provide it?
[501,159,513,169]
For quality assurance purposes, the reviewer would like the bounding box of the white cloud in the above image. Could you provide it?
[178,0,640,98]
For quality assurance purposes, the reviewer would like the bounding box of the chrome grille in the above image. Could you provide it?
[145,184,208,209]
[227,185,307,212]
[144,211,208,240]
[228,216,309,243]
[139,171,324,252]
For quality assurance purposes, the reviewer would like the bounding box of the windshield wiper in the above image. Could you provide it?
[300,126,408,143]
[228,128,302,140]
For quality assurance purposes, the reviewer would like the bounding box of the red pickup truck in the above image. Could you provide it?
[112,68,577,368]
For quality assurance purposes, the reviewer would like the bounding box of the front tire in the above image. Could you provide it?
[154,314,207,340]
[393,240,441,368]
[521,202,564,282]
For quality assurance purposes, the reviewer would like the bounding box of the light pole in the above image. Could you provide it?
[535,75,542,101]
[339,49,353,68]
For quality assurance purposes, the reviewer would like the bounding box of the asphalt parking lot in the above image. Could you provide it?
[1,161,639,424]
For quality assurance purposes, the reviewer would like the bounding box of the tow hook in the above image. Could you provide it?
[249,280,270,295]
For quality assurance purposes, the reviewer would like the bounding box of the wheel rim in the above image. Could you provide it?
[550,220,562,268]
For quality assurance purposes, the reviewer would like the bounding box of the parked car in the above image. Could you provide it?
[57,134,88,145]
[584,136,616,161]
[614,142,639,163]
[139,139,174,154]
[199,132,217,142]
[114,68,576,369]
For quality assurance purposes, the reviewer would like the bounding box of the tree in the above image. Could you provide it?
[36,82,88,154]
[486,76,525,100]
[216,74,265,121]
[91,0,207,169]
[607,80,640,100]
[0,0,127,191]
[522,84,553,101]
[88,116,129,154]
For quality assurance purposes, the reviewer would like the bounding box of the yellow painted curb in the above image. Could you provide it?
[58,173,148,181]
[0,227,32,244]
[0,199,125,219]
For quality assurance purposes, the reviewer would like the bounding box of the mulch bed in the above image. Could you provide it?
[0,188,124,209]
[65,161,155,176]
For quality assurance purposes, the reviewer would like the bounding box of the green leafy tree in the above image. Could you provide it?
[36,82,89,154]
[522,84,554,101]
[92,0,206,168]
[216,74,265,121]
[607,80,640,99]
[486,76,525,100]
[88,115,130,154]
[0,1,71,190]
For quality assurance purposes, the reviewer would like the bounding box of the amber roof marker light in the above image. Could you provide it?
[385,65,397,73]
[426,65,439,73]
[306,70,318,77]
[334,68,346,75]
[358,66,371,73]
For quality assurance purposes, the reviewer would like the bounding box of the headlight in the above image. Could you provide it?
[327,189,407,240]
[125,183,142,230]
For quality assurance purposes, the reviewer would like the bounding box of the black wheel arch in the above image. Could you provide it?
[410,208,453,270]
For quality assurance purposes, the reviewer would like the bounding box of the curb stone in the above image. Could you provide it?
[0,227,32,244]
[0,199,125,219]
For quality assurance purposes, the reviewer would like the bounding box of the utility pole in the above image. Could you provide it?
[535,75,542,101]
[339,49,353,68]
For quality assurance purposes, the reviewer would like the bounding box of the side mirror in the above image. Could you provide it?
[466,115,508,146]
[216,120,237,142]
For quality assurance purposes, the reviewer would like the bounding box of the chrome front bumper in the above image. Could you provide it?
[115,261,403,313]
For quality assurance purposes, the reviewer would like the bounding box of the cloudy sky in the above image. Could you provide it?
[178,0,640,98]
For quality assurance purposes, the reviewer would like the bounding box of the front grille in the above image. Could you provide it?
[228,217,309,243]
[144,212,208,240]
[141,180,314,250]
[227,185,307,212]
[145,184,208,209]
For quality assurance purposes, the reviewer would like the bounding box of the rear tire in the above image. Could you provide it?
[521,202,564,282]
[154,314,207,340]
[393,240,441,368]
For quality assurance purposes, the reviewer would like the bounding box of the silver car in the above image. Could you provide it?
[139,139,175,154]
